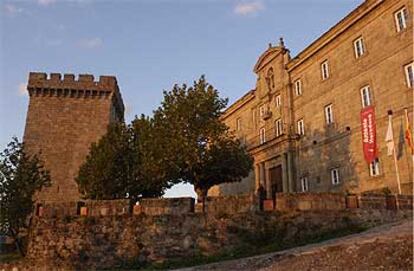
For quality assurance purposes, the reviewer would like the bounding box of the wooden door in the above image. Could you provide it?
[269,165,283,194]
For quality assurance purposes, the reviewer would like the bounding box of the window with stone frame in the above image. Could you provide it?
[321,60,330,80]
[236,118,242,131]
[353,36,365,58]
[360,85,372,107]
[259,105,266,118]
[297,119,305,136]
[405,62,414,88]
[300,176,309,192]
[295,79,302,96]
[369,158,380,177]
[324,104,334,125]
[259,127,266,144]
[275,94,281,108]
[395,7,408,32]
[275,118,283,137]
[331,168,340,185]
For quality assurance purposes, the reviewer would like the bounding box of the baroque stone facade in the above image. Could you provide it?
[23,72,124,203]
[210,0,414,197]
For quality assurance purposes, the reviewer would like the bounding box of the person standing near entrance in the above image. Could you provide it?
[257,184,266,211]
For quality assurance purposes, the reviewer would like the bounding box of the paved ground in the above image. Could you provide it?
[176,219,413,271]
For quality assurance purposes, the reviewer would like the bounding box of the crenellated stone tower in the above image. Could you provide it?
[23,72,125,203]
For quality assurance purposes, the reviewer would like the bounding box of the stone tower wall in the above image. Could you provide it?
[23,72,124,203]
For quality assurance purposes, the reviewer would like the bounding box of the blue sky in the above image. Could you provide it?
[0,0,362,198]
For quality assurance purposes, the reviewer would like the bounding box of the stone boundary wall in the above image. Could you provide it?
[135,197,195,216]
[1,209,411,270]
[34,193,413,219]
[273,193,346,212]
[197,194,257,214]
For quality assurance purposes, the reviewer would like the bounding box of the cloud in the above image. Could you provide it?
[37,0,57,6]
[4,4,23,15]
[17,83,27,96]
[76,37,103,49]
[234,0,264,16]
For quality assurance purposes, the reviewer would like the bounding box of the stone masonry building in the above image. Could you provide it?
[209,0,413,198]
[22,0,412,203]
[24,73,124,203]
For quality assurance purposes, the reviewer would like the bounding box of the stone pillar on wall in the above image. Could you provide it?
[282,153,288,193]
[265,162,272,199]
[287,151,295,192]
[259,162,266,197]
[254,164,260,194]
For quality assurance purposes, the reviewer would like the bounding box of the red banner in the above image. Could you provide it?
[360,106,377,163]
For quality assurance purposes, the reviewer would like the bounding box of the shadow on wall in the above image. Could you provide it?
[297,124,360,193]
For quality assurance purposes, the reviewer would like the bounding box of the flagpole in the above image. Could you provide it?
[388,110,402,194]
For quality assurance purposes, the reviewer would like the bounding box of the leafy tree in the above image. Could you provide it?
[76,123,134,200]
[154,76,253,209]
[0,137,50,256]
[130,115,173,199]
[76,120,171,201]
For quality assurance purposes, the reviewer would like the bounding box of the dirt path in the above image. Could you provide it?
[176,219,413,271]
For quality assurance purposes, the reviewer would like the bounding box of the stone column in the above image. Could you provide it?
[254,164,260,194]
[265,162,272,199]
[287,151,295,192]
[259,162,265,187]
[282,153,288,193]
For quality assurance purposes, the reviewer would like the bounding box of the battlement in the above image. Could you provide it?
[28,72,118,89]
[27,72,124,117]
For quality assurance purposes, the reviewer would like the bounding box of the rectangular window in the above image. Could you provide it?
[275,95,281,108]
[321,60,330,80]
[395,7,408,32]
[295,80,302,96]
[360,85,372,107]
[353,37,365,58]
[259,128,266,144]
[297,119,305,136]
[369,158,380,177]
[259,105,266,118]
[324,104,334,125]
[405,62,414,88]
[236,118,242,131]
[331,168,340,185]
[275,119,282,137]
[301,177,309,192]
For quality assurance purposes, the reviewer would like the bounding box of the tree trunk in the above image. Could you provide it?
[195,187,208,213]
[10,229,25,257]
